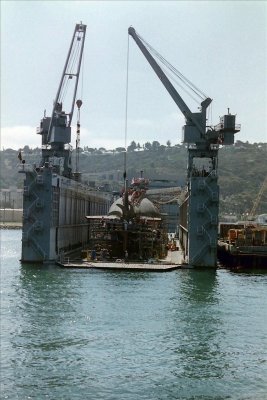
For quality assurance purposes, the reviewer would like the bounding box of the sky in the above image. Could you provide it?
[1,0,266,151]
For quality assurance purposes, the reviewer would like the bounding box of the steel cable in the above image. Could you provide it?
[136,31,209,101]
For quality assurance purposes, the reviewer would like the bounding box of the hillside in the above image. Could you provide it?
[1,141,266,216]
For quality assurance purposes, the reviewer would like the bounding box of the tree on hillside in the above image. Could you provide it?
[152,141,160,151]
[127,141,137,152]
[159,145,166,153]
[144,142,152,151]
[84,147,96,153]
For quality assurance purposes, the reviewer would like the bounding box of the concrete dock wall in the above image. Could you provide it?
[0,208,23,223]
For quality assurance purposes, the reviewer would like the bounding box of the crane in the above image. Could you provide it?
[128,27,239,147]
[37,23,86,177]
[128,27,240,267]
[249,176,267,219]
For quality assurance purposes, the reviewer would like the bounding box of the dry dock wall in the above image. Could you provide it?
[0,208,23,223]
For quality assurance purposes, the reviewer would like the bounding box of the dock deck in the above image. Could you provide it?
[57,250,185,271]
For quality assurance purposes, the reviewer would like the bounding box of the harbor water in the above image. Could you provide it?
[1,229,266,400]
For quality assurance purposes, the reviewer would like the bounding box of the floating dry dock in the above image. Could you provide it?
[57,261,181,271]
[57,250,184,271]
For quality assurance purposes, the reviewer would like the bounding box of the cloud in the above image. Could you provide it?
[126,112,184,145]
[1,112,184,152]
[1,126,40,150]
[81,127,127,150]
[0,125,127,151]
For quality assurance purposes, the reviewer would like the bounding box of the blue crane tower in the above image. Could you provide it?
[19,24,87,263]
[128,27,240,267]
[38,23,86,178]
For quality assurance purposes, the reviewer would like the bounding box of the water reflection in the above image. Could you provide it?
[180,269,219,304]
[18,263,78,320]
[9,264,90,393]
[165,270,230,398]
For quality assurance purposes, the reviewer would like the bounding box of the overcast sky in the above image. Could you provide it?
[1,1,266,150]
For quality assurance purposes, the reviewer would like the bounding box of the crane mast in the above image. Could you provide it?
[37,23,86,178]
[128,27,240,267]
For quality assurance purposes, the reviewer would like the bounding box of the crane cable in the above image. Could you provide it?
[140,33,208,99]
[160,64,201,105]
[136,30,209,102]
[124,34,130,183]
[80,43,85,101]
[59,34,82,104]
[75,35,85,172]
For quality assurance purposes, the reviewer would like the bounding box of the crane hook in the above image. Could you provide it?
[76,99,82,109]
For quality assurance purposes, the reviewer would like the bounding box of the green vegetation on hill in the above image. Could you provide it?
[1,140,266,216]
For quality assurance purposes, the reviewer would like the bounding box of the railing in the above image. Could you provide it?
[214,123,241,132]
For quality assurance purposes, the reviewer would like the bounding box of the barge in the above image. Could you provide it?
[217,222,267,268]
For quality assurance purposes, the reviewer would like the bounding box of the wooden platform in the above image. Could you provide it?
[57,250,185,271]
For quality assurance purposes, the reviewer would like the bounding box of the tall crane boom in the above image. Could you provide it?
[48,23,86,143]
[128,27,211,136]
[37,23,86,177]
